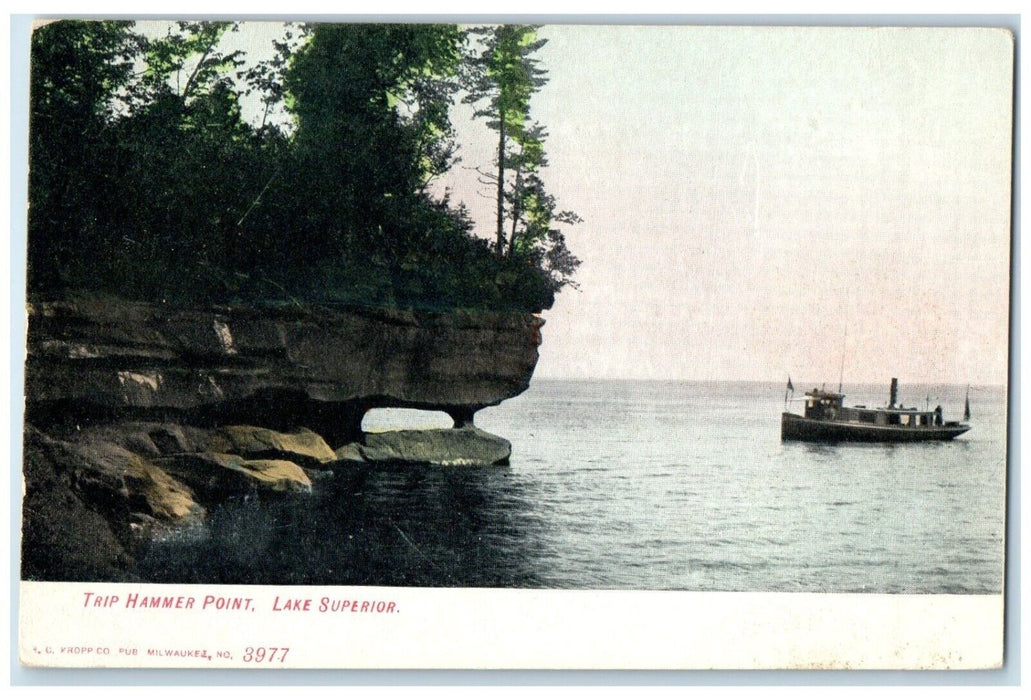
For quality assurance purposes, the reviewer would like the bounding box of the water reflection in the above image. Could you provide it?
[138,463,549,587]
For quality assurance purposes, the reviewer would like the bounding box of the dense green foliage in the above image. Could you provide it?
[28,21,579,311]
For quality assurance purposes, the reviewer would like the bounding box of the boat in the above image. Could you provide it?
[781,378,970,442]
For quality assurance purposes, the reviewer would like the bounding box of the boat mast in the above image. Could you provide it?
[837,318,848,394]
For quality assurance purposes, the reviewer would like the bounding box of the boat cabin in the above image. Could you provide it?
[803,388,944,427]
[803,389,844,420]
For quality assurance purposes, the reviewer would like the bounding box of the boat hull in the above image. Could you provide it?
[781,412,970,443]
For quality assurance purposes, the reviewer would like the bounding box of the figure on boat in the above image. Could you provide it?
[781,377,970,442]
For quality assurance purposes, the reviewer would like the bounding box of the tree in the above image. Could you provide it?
[28,20,143,293]
[28,20,569,312]
[28,20,291,300]
[463,25,546,254]
[462,24,581,293]
[136,22,244,111]
[240,24,305,134]
[104,21,284,299]
[280,23,467,299]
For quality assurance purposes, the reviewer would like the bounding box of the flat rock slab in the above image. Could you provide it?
[358,427,511,467]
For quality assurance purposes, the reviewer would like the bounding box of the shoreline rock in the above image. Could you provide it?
[22,294,539,582]
[22,418,518,582]
[206,425,336,468]
[355,426,512,467]
[152,452,313,497]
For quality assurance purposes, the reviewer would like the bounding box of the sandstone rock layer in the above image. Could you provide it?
[26,295,543,441]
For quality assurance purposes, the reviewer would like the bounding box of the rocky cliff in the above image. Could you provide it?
[22,294,543,581]
[26,295,543,441]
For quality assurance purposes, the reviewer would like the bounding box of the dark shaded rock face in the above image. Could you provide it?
[25,295,543,443]
[22,295,540,582]
[21,424,206,582]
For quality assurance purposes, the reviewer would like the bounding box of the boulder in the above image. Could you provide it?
[67,421,213,457]
[31,430,204,529]
[208,425,336,467]
[126,454,205,524]
[358,427,512,467]
[235,459,314,493]
[20,426,206,581]
[154,453,312,496]
[332,442,365,464]
[22,427,135,581]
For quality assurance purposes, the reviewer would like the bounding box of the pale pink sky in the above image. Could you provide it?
[441,26,1013,386]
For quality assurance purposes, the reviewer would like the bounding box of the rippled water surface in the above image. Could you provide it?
[140,381,1008,593]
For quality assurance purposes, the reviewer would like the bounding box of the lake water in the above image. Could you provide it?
[138,380,1008,593]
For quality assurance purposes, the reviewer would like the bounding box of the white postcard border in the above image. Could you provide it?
[19,581,1003,670]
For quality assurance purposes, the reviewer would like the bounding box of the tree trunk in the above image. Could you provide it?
[495,112,506,254]
[507,167,523,257]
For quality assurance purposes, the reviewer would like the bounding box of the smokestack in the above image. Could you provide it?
[889,378,898,408]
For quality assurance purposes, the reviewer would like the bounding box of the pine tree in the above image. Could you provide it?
[462,25,582,291]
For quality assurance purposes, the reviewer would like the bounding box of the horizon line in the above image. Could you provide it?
[530,375,1008,389]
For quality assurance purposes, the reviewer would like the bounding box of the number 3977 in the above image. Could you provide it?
[243,646,290,663]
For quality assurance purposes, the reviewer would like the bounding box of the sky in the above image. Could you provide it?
[27,21,1019,387]
[431,25,1014,386]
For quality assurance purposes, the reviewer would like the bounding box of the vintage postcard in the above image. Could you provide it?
[16,20,1013,670]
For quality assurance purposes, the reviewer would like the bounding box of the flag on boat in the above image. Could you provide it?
[783,376,795,409]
